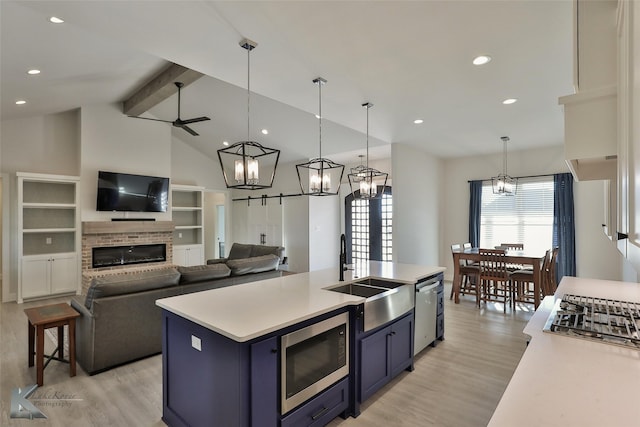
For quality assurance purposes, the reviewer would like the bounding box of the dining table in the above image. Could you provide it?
[451,247,546,308]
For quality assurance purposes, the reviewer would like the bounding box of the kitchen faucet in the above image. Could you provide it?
[339,234,347,281]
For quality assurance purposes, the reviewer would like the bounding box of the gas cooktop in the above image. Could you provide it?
[543,293,640,350]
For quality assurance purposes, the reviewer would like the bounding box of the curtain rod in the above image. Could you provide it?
[232,193,303,206]
[467,173,559,183]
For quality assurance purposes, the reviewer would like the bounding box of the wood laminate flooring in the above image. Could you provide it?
[0,284,533,427]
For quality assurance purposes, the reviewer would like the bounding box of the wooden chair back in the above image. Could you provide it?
[499,243,524,250]
[479,249,508,281]
[547,247,560,293]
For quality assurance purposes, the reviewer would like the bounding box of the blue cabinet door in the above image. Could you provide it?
[251,337,278,427]
[389,312,414,377]
[359,326,391,402]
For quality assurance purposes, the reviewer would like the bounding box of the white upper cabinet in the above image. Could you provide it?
[560,0,618,182]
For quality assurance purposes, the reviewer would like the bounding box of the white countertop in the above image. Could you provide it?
[489,276,640,427]
[156,261,445,342]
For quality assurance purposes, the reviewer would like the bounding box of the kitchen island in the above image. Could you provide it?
[156,261,445,427]
[489,276,640,426]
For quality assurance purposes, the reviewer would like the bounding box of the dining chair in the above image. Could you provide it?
[543,247,560,295]
[511,249,549,305]
[479,248,512,313]
[498,243,525,271]
[500,243,524,250]
[450,244,480,300]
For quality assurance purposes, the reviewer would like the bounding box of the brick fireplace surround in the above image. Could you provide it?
[81,221,175,294]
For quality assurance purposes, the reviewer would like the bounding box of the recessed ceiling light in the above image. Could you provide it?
[472,55,492,66]
[261,129,269,135]
[49,16,64,24]
[222,141,229,146]
[15,100,26,105]
[414,119,424,124]
[27,69,41,75]
[315,114,321,119]
[502,98,518,105]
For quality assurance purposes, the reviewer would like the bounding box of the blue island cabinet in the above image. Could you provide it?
[161,310,278,427]
[358,310,414,403]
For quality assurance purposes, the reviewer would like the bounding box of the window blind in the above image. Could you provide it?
[480,176,554,254]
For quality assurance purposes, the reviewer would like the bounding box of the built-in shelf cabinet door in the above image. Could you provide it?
[17,172,81,302]
[173,244,203,267]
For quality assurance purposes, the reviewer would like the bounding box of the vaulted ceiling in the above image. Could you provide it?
[1,1,574,164]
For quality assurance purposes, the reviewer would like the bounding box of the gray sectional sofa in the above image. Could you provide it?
[71,244,285,375]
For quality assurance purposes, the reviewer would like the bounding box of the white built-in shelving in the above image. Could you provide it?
[17,172,81,302]
[171,184,204,266]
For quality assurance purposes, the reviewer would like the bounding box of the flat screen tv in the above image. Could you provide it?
[96,171,169,212]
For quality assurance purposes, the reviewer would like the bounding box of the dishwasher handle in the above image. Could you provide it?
[416,281,440,293]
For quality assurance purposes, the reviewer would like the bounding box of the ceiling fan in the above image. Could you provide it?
[128,81,210,136]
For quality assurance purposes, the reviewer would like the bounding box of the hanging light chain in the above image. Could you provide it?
[240,39,257,142]
[363,102,373,169]
[313,77,327,159]
[247,43,250,141]
[501,136,510,176]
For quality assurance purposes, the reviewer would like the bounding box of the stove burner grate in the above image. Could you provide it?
[543,294,640,350]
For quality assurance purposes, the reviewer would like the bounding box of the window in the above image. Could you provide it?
[480,177,554,255]
[345,188,392,264]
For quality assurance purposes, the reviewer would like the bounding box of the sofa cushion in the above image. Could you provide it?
[250,245,284,261]
[227,243,253,260]
[178,264,231,284]
[226,254,280,276]
[84,268,180,309]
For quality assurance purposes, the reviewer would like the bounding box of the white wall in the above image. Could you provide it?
[204,191,226,260]
[231,159,310,272]
[80,103,172,221]
[1,110,81,299]
[391,143,441,266]
[308,195,340,271]
[441,145,625,282]
[171,137,228,190]
[0,110,80,176]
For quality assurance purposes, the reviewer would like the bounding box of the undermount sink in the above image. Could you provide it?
[354,278,406,289]
[324,279,414,332]
[326,283,389,298]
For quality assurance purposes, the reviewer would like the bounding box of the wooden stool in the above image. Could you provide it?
[24,303,80,386]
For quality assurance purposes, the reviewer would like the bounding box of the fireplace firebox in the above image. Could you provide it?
[92,244,167,268]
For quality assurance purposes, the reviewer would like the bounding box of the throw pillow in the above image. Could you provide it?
[178,264,231,284]
[226,254,280,276]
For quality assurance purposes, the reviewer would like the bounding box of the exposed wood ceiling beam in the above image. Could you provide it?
[122,62,204,116]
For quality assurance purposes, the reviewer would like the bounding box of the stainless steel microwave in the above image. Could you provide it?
[280,311,349,414]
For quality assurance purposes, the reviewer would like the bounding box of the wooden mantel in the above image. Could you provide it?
[82,221,175,235]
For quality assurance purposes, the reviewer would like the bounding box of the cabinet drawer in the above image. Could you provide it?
[281,378,349,427]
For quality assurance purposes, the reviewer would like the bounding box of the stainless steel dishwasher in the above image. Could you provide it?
[414,275,440,355]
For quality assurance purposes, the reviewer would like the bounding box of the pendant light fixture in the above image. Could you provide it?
[347,102,388,199]
[491,136,517,195]
[218,39,280,190]
[296,77,344,196]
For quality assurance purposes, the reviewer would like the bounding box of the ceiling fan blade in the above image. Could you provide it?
[180,125,199,136]
[127,116,173,124]
[180,116,211,125]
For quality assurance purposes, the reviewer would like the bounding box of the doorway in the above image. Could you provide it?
[1,173,9,302]
[203,191,227,261]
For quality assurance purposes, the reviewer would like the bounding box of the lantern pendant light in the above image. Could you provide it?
[217,38,280,190]
[296,77,345,196]
[348,102,388,199]
[491,136,517,195]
